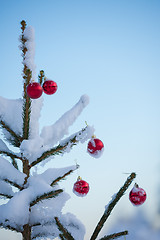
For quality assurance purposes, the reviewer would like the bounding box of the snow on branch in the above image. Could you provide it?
[30,189,63,207]
[0,169,67,228]
[55,216,74,240]
[20,25,36,80]
[0,139,12,152]
[29,165,77,206]
[32,212,86,240]
[0,97,23,138]
[29,97,43,138]
[58,213,86,240]
[32,224,59,239]
[0,180,14,199]
[29,125,94,167]
[0,223,21,233]
[30,192,71,226]
[37,165,78,186]
[0,139,21,162]
[50,167,78,186]
[40,95,90,147]
[0,156,26,187]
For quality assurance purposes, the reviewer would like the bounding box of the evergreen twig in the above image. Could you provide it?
[51,166,79,187]
[55,216,75,240]
[59,234,66,240]
[38,70,45,85]
[90,173,136,240]
[0,193,13,199]
[30,136,78,168]
[0,120,23,147]
[3,178,23,190]
[0,150,24,162]
[11,156,19,170]
[0,223,21,233]
[20,20,32,141]
[30,126,88,168]
[30,189,63,207]
[99,231,128,240]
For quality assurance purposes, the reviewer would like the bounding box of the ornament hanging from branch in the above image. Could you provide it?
[73,176,89,197]
[26,82,43,99]
[87,137,104,158]
[42,79,58,95]
[129,183,147,206]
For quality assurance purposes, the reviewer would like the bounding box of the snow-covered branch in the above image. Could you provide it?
[30,189,63,207]
[0,180,14,199]
[0,223,21,233]
[0,139,22,164]
[90,173,136,240]
[0,120,22,147]
[29,125,94,167]
[0,97,23,147]
[51,167,79,187]
[55,216,74,240]
[0,156,26,188]
[22,25,36,80]
[99,231,128,240]
[0,150,23,163]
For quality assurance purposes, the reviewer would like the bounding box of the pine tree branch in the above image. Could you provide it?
[30,189,63,207]
[3,178,23,190]
[0,193,13,199]
[32,231,56,239]
[20,20,32,141]
[0,150,24,162]
[90,172,136,240]
[0,120,23,147]
[38,70,45,85]
[51,166,79,187]
[55,216,75,240]
[59,234,66,240]
[21,20,27,33]
[30,126,90,168]
[30,136,78,168]
[0,223,21,233]
[99,231,128,240]
[11,156,19,170]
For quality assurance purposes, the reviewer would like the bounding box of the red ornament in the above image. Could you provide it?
[27,82,43,99]
[42,80,57,95]
[129,183,147,206]
[87,137,104,158]
[73,177,89,197]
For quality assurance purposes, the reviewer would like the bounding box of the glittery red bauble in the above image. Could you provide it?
[73,178,89,197]
[27,82,43,99]
[87,138,104,158]
[42,80,57,95]
[129,184,147,206]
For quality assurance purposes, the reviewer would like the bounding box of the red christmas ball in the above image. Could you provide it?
[129,184,147,206]
[27,82,43,99]
[87,138,104,158]
[73,177,89,197]
[42,80,57,95]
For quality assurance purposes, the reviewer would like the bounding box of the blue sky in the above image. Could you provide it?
[0,1,160,239]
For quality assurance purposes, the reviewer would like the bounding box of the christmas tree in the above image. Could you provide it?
[0,20,139,240]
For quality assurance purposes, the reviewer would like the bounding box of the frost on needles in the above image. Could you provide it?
[0,20,136,240]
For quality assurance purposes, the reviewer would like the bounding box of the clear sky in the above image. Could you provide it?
[0,0,160,239]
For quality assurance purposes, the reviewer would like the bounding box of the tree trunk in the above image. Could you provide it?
[22,159,31,240]
[22,224,31,240]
